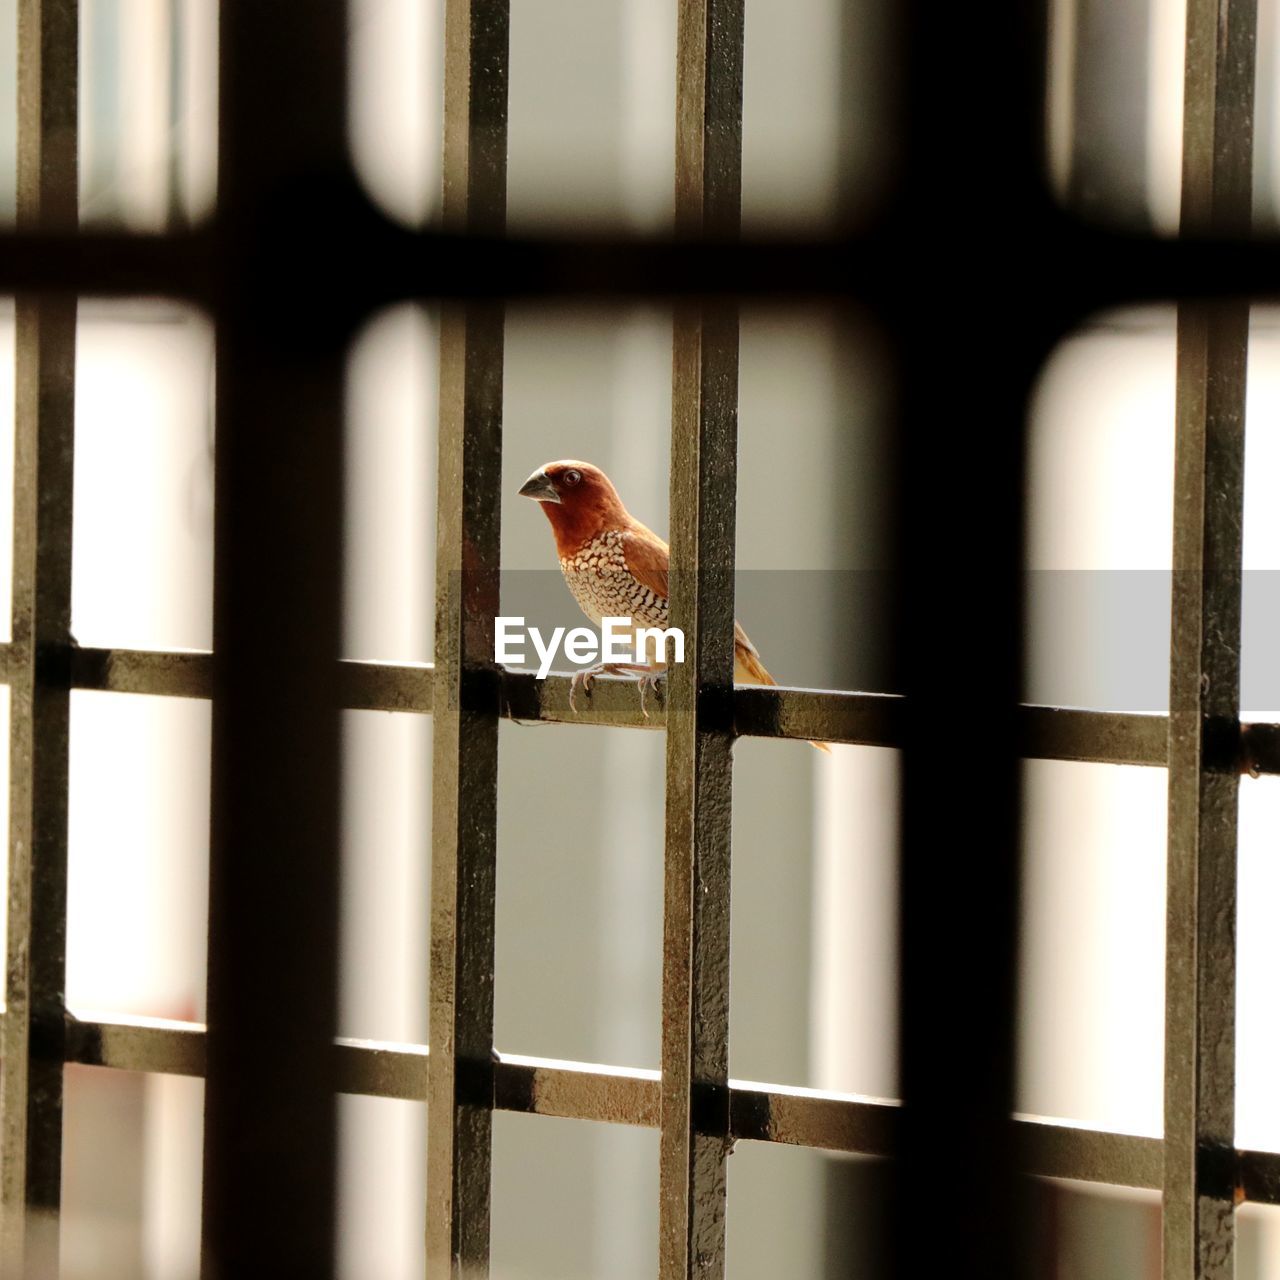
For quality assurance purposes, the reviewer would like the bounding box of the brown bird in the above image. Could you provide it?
[519,459,829,751]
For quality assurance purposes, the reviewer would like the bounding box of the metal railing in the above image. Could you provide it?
[0,0,1277,1277]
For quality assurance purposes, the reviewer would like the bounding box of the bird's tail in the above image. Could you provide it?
[733,637,832,754]
[733,640,776,688]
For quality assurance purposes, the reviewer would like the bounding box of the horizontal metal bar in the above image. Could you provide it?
[65,1010,206,1076]
[67,649,434,713]
[71,646,212,699]
[333,1037,426,1100]
[501,668,658,729]
[4,226,1280,315]
[734,688,1173,766]
[56,1013,1261,1200]
[728,1078,895,1155]
[338,659,434,714]
[33,646,1280,771]
[493,1054,660,1128]
[1015,1113,1162,1190]
[1238,1149,1280,1203]
[1019,704,1168,768]
[733,684,899,746]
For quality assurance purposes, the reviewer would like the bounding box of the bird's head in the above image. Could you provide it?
[519,460,629,553]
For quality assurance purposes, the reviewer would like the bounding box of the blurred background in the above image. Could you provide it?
[2,0,1280,1276]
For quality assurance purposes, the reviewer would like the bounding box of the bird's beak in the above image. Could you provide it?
[518,470,561,504]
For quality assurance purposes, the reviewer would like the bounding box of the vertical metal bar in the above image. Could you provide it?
[426,2,508,1275]
[1164,1,1255,1274]
[659,3,743,1276]
[200,3,348,1275]
[890,3,1044,1277]
[1,1,77,1275]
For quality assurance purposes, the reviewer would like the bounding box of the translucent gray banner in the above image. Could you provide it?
[421,570,1280,717]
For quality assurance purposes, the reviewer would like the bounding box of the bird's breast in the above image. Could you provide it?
[559,530,668,629]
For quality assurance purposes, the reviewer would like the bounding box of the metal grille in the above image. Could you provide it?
[0,0,1276,1277]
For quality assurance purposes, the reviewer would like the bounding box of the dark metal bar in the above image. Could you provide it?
[891,0,1045,1275]
[1163,0,1255,1274]
[491,1055,661,1128]
[1164,301,1250,1278]
[1236,1150,1280,1205]
[427,3,509,1275]
[660,4,744,1276]
[338,659,435,713]
[11,218,1280,311]
[31,634,1280,769]
[65,1012,207,1077]
[1239,720,1280,776]
[427,300,505,1278]
[59,1011,1190,1195]
[67,649,434,714]
[1018,705,1167,768]
[0,1,77,1272]
[199,3,349,1275]
[733,689,1171,767]
[46,646,1278,773]
[46,645,1211,764]
[71,645,213,698]
[729,1082,895,1155]
[335,1038,428,1102]
[1016,1118,1163,1191]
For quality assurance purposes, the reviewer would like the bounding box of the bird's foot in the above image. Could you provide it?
[568,663,665,717]
[568,668,597,714]
[636,670,666,720]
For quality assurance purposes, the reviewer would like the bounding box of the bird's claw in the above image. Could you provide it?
[568,666,664,717]
[636,671,666,720]
[568,668,596,714]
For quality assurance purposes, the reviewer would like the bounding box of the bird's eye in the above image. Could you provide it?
[563,469,582,487]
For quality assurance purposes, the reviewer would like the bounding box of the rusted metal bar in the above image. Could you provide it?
[199,3,348,1276]
[1162,8,1255,1278]
[71,645,214,698]
[0,1,78,1273]
[1163,0,1255,1275]
[427,3,509,1275]
[338,659,435,713]
[660,3,744,1276]
[60,1010,1190,1195]
[43,645,1210,763]
[1165,300,1250,1280]
[37,635,1280,772]
[66,649,434,713]
[1015,1117,1162,1190]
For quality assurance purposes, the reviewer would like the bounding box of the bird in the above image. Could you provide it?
[518,459,830,751]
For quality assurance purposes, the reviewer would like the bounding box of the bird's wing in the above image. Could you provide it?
[621,524,670,600]
[625,525,766,672]
[623,520,827,751]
